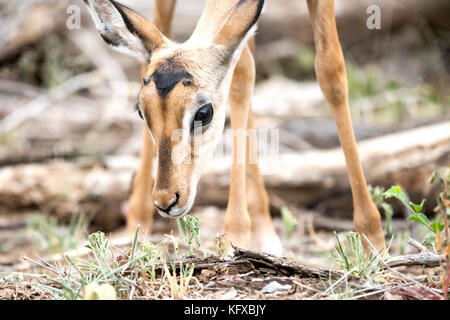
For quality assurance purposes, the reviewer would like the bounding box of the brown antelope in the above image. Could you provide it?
[83,0,386,256]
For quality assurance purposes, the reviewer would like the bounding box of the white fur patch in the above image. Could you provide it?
[84,0,150,63]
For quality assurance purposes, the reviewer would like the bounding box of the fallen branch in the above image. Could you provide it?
[0,151,82,167]
[0,71,102,135]
[203,121,450,189]
[407,237,429,253]
[364,234,443,299]
[1,117,448,227]
[152,246,346,281]
[385,252,446,268]
[198,121,450,208]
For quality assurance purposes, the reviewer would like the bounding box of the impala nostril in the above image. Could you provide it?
[154,193,180,214]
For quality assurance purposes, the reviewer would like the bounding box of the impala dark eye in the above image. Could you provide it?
[192,103,214,130]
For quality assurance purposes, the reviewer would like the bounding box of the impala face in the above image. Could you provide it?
[84,0,263,217]
[137,46,229,217]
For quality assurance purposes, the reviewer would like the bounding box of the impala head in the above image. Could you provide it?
[84,0,264,217]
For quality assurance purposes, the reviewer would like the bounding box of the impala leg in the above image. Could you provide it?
[246,108,283,255]
[153,0,177,36]
[126,0,177,235]
[240,39,282,254]
[224,46,254,251]
[307,0,385,252]
[127,127,155,234]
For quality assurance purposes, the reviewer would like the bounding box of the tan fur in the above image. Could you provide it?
[153,0,177,36]
[123,0,262,222]
[126,1,177,233]
[307,0,385,252]
[86,0,386,254]
[222,43,281,253]
[224,46,254,250]
[120,5,168,51]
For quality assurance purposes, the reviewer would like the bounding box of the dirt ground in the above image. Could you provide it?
[0,0,449,301]
[0,205,446,300]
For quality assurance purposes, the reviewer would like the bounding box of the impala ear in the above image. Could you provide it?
[213,0,264,50]
[190,0,264,65]
[83,0,167,63]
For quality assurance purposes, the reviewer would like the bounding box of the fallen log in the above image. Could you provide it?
[257,0,450,45]
[230,247,345,279]
[202,121,450,189]
[0,162,127,231]
[0,122,448,227]
[385,253,446,269]
[197,121,450,210]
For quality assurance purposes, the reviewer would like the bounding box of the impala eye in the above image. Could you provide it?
[192,103,213,130]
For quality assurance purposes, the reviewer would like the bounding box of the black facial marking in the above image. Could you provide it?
[151,56,192,98]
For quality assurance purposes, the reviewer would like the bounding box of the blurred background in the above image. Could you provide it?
[0,0,449,266]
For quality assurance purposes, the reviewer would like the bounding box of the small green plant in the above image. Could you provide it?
[429,170,450,300]
[18,228,166,299]
[176,215,201,256]
[27,213,90,254]
[6,215,205,300]
[331,231,389,279]
[369,185,394,235]
[281,206,299,240]
[383,186,444,242]
[383,174,449,300]
[138,241,161,287]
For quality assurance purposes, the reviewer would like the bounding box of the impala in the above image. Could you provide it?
[83,0,386,256]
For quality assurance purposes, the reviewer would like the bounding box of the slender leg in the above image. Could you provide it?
[246,107,283,255]
[238,38,282,254]
[224,46,254,250]
[127,126,155,234]
[126,0,177,234]
[306,0,385,252]
[153,0,177,36]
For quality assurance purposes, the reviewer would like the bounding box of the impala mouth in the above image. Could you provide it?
[156,206,190,219]
[156,187,197,219]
